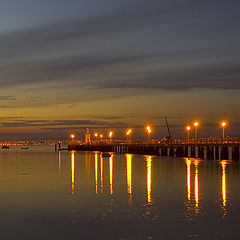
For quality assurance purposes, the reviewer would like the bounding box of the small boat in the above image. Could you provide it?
[101,152,112,157]
[2,146,10,149]
[21,147,29,150]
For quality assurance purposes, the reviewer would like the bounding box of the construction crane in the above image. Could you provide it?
[165,116,172,139]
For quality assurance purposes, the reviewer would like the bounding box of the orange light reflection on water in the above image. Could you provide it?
[221,161,228,212]
[109,155,113,195]
[185,158,191,201]
[126,154,132,201]
[100,156,103,194]
[94,153,98,194]
[146,156,152,204]
[194,160,199,212]
[71,151,75,195]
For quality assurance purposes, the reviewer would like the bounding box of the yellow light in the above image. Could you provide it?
[94,153,98,194]
[185,158,191,201]
[94,133,98,137]
[100,155,103,194]
[146,126,151,131]
[126,131,130,136]
[100,134,103,138]
[194,160,199,212]
[148,129,151,134]
[109,155,113,195]
[221,161,227,208]
[128,129,132,133]
[71,151,75,195]
[186,126,191,131]
[70,134,75,139]
[109,131,113,138]
[146,155,152,204]
[194,122,199,127]
[221,121,226,127]
[126,154,132,201]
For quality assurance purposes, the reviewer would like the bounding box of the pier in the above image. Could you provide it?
[68,137,240,161]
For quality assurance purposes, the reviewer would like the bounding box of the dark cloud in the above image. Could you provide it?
[0,96,16,101]
[0,119,127,128]
[0,0,239,91]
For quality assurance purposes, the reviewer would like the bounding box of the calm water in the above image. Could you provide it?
[0,146,240,240]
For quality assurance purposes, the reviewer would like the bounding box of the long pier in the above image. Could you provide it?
[68,138,240,161]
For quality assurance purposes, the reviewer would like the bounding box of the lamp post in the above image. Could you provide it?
[146,126,152,143]
[193,121,199,144]
[70,134,75,140]
[126,131,130,141]
[109,131,113,142]
[100,134,103,141]
[221,121,227,139]
[126,129,132,141]
[186,126,191,142]
[94,133,98,141]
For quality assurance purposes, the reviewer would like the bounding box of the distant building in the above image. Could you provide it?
[85,128,91,143]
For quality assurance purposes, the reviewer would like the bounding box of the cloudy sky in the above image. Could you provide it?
[0,0,239,140]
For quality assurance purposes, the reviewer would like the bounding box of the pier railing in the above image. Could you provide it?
[68,137,240,160]
[71,137,240,146]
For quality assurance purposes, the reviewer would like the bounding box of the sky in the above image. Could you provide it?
[0,0,240,140]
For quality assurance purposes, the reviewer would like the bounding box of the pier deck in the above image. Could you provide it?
[68,138,240,161]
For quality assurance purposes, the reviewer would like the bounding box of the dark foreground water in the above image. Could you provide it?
[0,146,239,240]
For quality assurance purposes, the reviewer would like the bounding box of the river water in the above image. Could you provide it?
[0,146,239,239]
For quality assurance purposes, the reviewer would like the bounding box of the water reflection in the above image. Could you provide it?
[109,155,113,195]
[126,154,133,202]
[58,150,61,173]
[185,158,201,215]
[185,158,191,201]
[85,152,91,175]
[94,153,98,194]
[146,155,152,205]
[1,149,239,239]
[100,155,103,194]
[71,151,75,195]
[221,160,228,215]
[194,159,200,213]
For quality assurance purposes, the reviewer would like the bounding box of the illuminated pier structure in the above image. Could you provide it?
[68,139,240,161]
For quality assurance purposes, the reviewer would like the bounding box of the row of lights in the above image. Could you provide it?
[70,121,228,141]
[186,121,227,139]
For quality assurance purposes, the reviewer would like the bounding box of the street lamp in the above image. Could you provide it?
[109,131,113,141]
[146,126,152,142]
[193,121,199,143]
[221,121,227,139]
[100,134,103,141]
[126,129,132,141]
[70,134,75,140]
[126,131,130,140]
[186,126,191,142]
[94,133,98,141]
